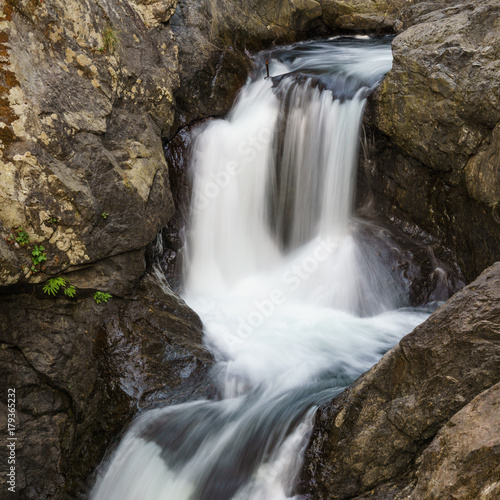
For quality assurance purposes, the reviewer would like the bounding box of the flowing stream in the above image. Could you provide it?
[92,37,432,500]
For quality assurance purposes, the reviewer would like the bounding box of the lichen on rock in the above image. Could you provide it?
[0,0,179,286]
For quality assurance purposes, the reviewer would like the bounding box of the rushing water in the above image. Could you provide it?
[92,37,432,500]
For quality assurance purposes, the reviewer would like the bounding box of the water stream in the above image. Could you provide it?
[92,37,432,500]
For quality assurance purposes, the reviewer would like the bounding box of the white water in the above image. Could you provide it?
[92,38,431,500]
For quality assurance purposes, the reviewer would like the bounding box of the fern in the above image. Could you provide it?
[94,291,112,304]
[64,285,76,298]
[43,277,76,298]
[43,277,66,296]
[15,228,30,246]
[6,226,30,246]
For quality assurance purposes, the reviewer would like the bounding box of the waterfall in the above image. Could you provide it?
[91,37,432,500]
[184,37,399,315]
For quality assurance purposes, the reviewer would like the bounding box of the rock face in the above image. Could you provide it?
[408,381,500,500]
[364,0,500,281]
[299,262,500,499]
[0,0,179,287]
[0,267,214,498]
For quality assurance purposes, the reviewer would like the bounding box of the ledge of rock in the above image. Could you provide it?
[0,267,214,498]
[299,261,500,499]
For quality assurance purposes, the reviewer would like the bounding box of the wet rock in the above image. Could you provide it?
[0,268,214,498]
[299,262,500,499]
[352,217,464,307]
[158,126,200,290]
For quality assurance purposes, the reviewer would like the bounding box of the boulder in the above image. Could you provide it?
[406,381,500,500]
[0,0,179,286]
[364,0,500,281]
[299,262,500,498]
[0,267,214,498]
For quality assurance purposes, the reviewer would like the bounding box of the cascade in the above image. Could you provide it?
[92,37,432,500]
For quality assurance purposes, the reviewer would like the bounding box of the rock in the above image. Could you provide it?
[375,0,499,173]
[299,262,500,499]
[365,0,500,281]
[465,123,500,209]
[0,0,179,286]
[170,0,279,127]
[406,381,500,500]
[63,249,148,297]
[320,0,401,32]
[352,216,464,307]
[0,268,214,498]
[159,125,200,290]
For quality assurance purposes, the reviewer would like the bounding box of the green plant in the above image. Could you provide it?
[101,211,110,219]
[64,285,76,298]
[16,228,30,246]
[43,277,76,298]
[32,245,47,266]
[94,291,112,304]
[43,277,65,296]
[102,26,119,53]
[44,216,60,225]
[6,226,30,246]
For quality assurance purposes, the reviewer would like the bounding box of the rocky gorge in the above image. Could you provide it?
[0,0,498,498]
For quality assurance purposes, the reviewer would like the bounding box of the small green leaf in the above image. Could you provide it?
[32,245,48,266]
[43,277,68,296]
[94,291,112,304]
[43,283,57,295]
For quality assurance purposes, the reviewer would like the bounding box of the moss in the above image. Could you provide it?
[102,26,120,53]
